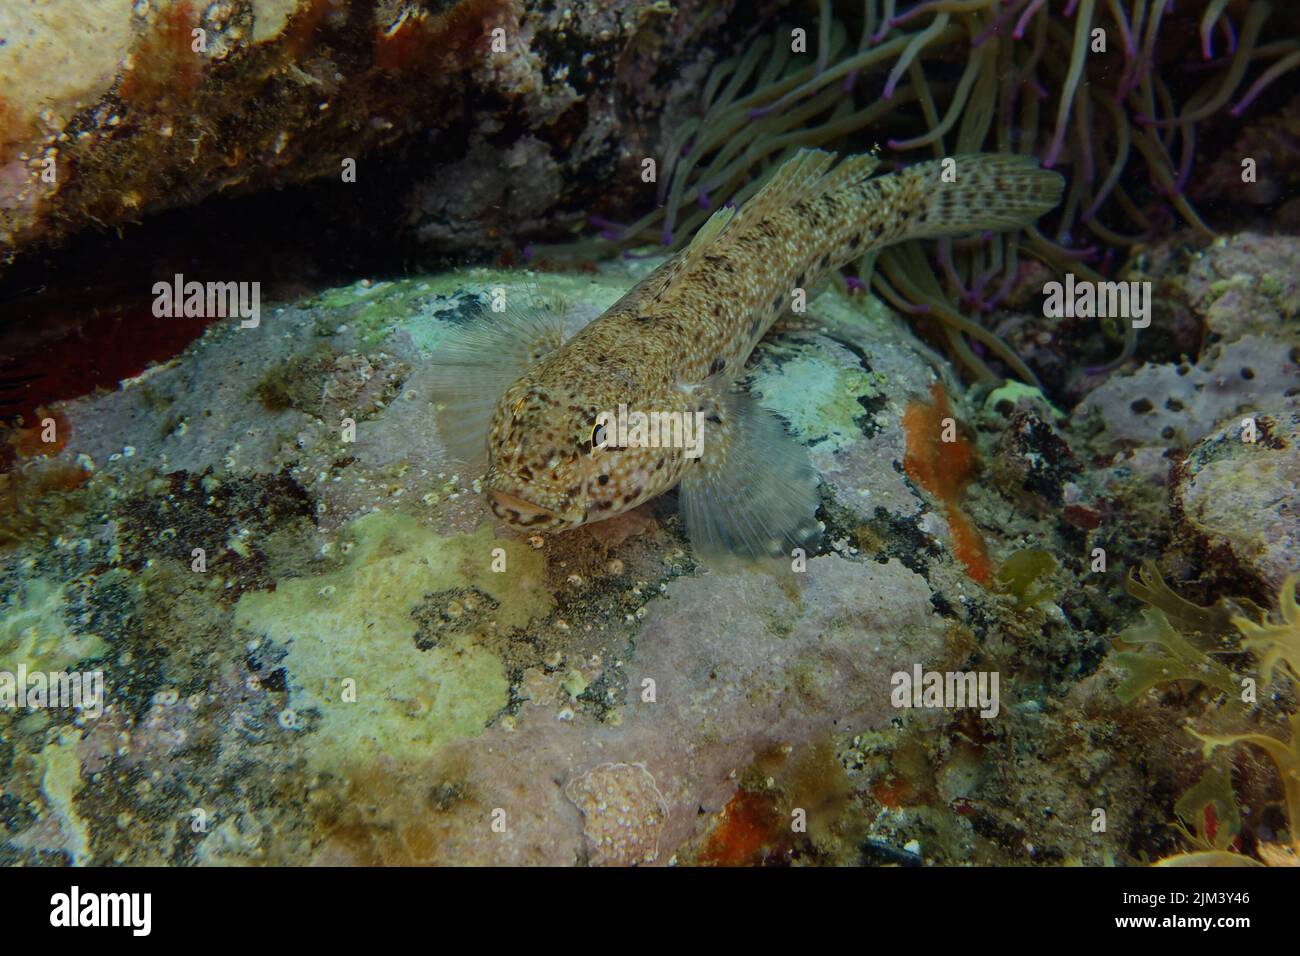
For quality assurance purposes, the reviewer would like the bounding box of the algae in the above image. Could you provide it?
[0,577,107,675]
[748,351,885,452]
[1112,608,1240,705]
[1231,572,1300,689]
[996,548,1058,609]
[32,730,92,865]
[233,514,552,768]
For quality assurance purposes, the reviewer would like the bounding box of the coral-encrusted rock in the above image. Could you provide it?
[1077,232,1300,453]
[0,0,737,269]
[990,408,1079,515]
[1172,402,1300,594]
[1173,233,1300,341]
[565,762,667,867]
[2,257,1127,866]
[1080,335,1297,453]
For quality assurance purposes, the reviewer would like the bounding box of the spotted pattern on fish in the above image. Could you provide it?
[436,149,1063,558]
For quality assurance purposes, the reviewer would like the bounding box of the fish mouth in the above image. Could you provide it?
[488,489,564,528]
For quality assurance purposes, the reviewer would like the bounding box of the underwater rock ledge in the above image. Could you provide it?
[0,0,747,271]
[2,215,1298,865]
[0,251,1096,865]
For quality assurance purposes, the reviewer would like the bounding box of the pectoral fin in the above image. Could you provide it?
[678,386,822,561]
[429,297,569,468]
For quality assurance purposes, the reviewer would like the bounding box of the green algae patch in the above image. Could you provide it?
[747,286,896,450]
[308,279,439,346]
[305,269,634,351]
[34,729,92,865]
[750,352,885,451]
[813,283,903,345]
[996,548,1059,608]
[984,381,1064,421]
[0,578,107,674]
[233,514,551,768]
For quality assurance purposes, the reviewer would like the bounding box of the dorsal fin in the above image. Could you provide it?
[678,203,737,270]
[679,149,884,268]
[747,148,839,207]
[811,150,881,194]
[677,149,835,271]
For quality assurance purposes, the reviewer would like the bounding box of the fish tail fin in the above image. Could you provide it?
[895,153,1064,240]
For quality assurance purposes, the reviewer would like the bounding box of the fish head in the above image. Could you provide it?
[483,378,597,531]
[484,376,684,531]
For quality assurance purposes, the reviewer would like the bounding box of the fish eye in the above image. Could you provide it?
[583,421,608,455]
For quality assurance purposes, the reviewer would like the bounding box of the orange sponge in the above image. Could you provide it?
[902,383,992,585]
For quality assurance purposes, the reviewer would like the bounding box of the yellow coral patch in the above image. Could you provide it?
[234,514,551,769]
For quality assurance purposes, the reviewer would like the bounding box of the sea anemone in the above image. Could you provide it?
[540,0,1300,385]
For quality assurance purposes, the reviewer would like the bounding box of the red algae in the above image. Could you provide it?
[697,790,783,866]
[374,10,435,73]
[0,460,91,549]
[374,0,505,75]
[118,0,205,108]
[0,94,29,152]
[5,408,69,460]
[902,383,992,585]
[871,774,927,810]
[0,297,214,436]
[281,0,337,60]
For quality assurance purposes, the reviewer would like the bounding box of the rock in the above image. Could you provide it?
[0,0,739,271]
[0,255,1141,865]
[1078,334,1298,453]
[1077,232,1300,454]
[990,407,1080,516]
[1172,402,1300,594]
[1191,95,1300,209]
[1180,234,1300,342]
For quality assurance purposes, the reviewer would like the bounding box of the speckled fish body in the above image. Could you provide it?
[433,149,1063,558]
